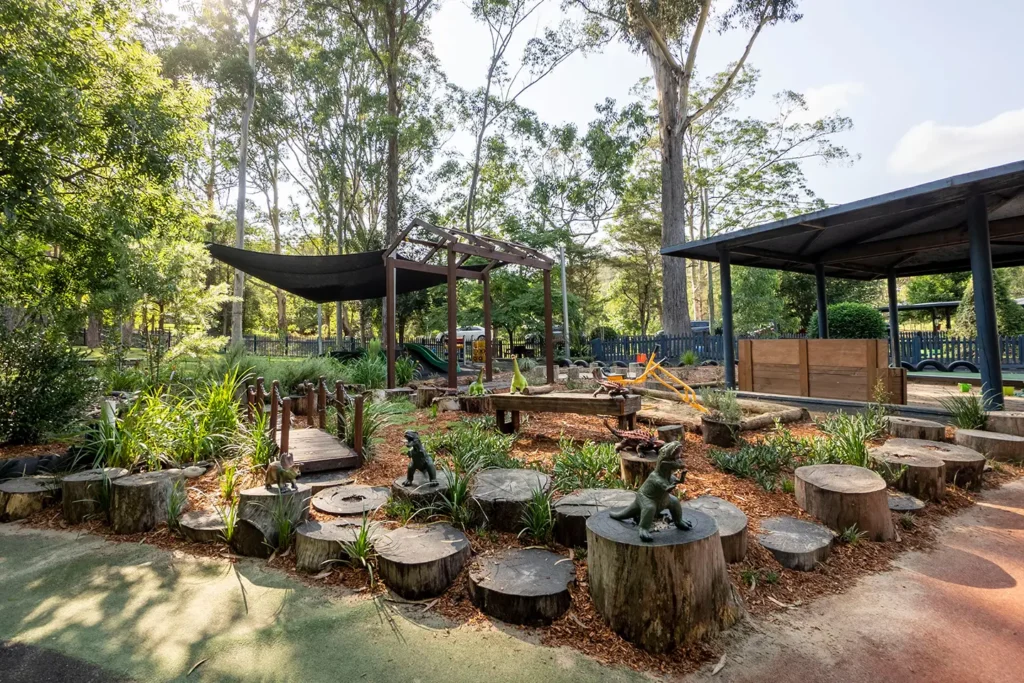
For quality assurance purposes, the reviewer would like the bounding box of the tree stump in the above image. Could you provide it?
[376,524,470,599]
[468,548,574,625]
[619,450,658,487]
[232,484,312,558]
[794,465,894,541]
[61,468,128,524]
[295,519,383,573]
[0,476,60,522]
[179,510,227,544]
[469,469,552,532]
[656,425,684,442]
[587,509,741,653]
[391,470,450,507]
[110,470,184,534]
[552,489,635,548]
[312,485,389,516]
[297,470,354,495]
[458,396,491,414]
[884,416,945,441]
[888,491,926,513]
[682,496,748,563]
[757,516,833,571]
[955,429,1024,462]
[884,438,986,490]
[701,416,739,448]
[415,387,444,409]
[869,442,946,501]
[984,410,1024,437]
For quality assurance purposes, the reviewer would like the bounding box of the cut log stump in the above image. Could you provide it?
[312,485,389,516]
[232,484,312,558]
[0,475,60,522]
[888,491,926,513]
[295,519,382,573]
[619,451,658,487]
[552,489,636,548]
[757,516,833,571]
[179,510,227,544]
[297,470,354,495]
[377,524,470,599]
[469,469,552,532]
[884,416,945,441]
[794,465,894,541]
[391,470,450,507]
[955,429,1024,462]
[61,468,128,524]
[468,548,574,625]
[869,444,946,502]
[457,396,491,414]
[682,496,749,563]
[656,425,684,442]
[881,438,985,491]
[984,410,1024,437]
[587,509,741,653]
[110,470,183,534]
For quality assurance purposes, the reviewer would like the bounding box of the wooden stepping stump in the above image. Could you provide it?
[458,395,491,414]
[376,524,470,599]
[985,410,1024,437]
[795,465,894,541]
[619,450,658,487]
[391,470,450,507]
[111,470,184,534]
[884,416,945,441]
[179,510,227,544]
[232,484,312,558]
[757,516,833,571]
[552,489,636,548]
[0,476,60,522]
[312,485,389,516]
[295,519,383,573]
[682,496,749,563]
[468,548,574,625]
[869,443,946,502]
[881,438,985,491]
[469,469,552,532]
[298,470,354,494]
[657,425,684,442]
[888,491,926,513]
[587,509,741,653]
[955,429,1024,462]
[61,468,128,524]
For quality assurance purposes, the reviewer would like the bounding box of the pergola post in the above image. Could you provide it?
[544,269,555,384]
[967,194,1004,409]
[483,271,493,382]
[718,247,735,389]
[385,257,396,389]
[447,246,458,389]
[814,262,828,338]
[887,272,901,368]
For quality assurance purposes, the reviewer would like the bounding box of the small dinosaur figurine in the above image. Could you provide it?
[403,430,438,486]
[510,357,528,394]
[591,368,629,397]
[610,441,691,542]
[265,451,300,490]
[468,368,487,396]
[604,420,664,452]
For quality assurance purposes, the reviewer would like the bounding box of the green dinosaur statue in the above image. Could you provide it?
[468,369,487,396]
[510,357,528,394]
[610,441,692,542]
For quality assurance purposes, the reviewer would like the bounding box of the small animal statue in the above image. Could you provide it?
[591,368,629,397]
[468,368,487,396]
[265,451,300,490]
[610,441,691,542]
[604,420,664,453]
[510,357,528,394]
[403,430,438,487]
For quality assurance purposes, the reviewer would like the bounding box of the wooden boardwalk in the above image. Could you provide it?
[287,428,360,473]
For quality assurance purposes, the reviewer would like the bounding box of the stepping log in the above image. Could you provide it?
[376,524,470,599]
[391,470,450,507]
[312,485,389,516]
[468,548,574,625]
[61,468,128,524]
[469,469,552,532]
[881,438,986,491]
[795,465,894,541]
[0,476,60,522]
[295,519,383,572]
[587,508,741,653]
[298,470,354,494]
[884,416,945,441]
[657,425,684,442]
[110,470,184,534]
[868,444,946,502]
[757,516,833,571]
[552,489,636,548]
[179,510,227,543]
[682,496,749,563]
[619,451,658,487]
[984,410,1024,437]
[888,491,926,513]
[955,429,1024,462]
[232,483,312,558]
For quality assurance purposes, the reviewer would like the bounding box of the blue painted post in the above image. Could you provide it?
[814,262,828,338]
[912,334,922,365]
[967,194,1004,409]
[887,273,901,368]
[719,247,736,388]
[591,338,604,362]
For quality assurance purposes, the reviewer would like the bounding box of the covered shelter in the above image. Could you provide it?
[662,160,1024,409]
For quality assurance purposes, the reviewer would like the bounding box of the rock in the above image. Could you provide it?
[795,464,894,541]
[61,467,128,524]
[884,416,945,441]
[469,469,552,532]
[468,548,574,625]
[312,485,389,516]
[682,496,749,563]
[376,524,470,599]
[881,438,986,491]
[757,516,833,571]
[0,475,60,522]
[182,466,206,479]
[179,510,228,543]
[869,443,946,502]
[888,491,926,513]
[955,429,1024,462]
[110,470,184,534]
[295,519,382,573]
[552,489,636,548]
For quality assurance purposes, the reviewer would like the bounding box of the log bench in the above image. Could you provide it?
[489,392,642,435]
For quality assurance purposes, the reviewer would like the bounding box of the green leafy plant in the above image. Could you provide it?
[265,491,298,553]
[344,354,387,389]
[76,469,114,522]
[167,479,187,531]
[709,435,793,490]
[219,461,240,502]
[235,411,275,467]
[426,419,519,472]
[939,392,988,430]
[552,436,622,492]
[517,357,538,372]
[781,478,795,494]
[429,403,439,420]
[382,496,419,524]
[340,514,378,585]
[434,467,480,530]
[341,399,398,458]
[809,302,887,339]
[395,356,419,386]
[679,350,699,366]
[699,388,742,423]
[518,488,555,543]
[899,513,916,530]
[838,524,867,545]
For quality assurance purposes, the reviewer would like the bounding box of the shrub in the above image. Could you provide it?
[339,398,397,458]
[344,354,386,389]
[395,356,419,386]
[425,419,519,472]
[518,488,555,542]
[939,392,987,430]
[552,437,622,492]
[699,388,742,423]
[435,467,479,530]
[809,302,886,339]
[709,438,793,492]
[517,357,538,372]
[679,350,699,366]
[0,326,99,445]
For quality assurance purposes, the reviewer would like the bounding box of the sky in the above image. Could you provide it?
[430,0,1024,207]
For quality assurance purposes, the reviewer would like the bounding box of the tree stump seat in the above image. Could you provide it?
[311,485,389,516]
[757,516,833,571]
[619,450,658,487]
[883,438,985,490]
[467,548,574,625]
[61,468,128,524]
[232,484,312,558]
[295,519,383,573]
[868,443,946,501]
[376,524,470,599]
[795,464,894,541]
[656,425,684,442]
[884,416,945,441]
[469,469,551,532]
[391,470,450,507]
[297,470,355,495]
[955,429,1024,463]
[552,488,635,548]
[682,496,748,563]
[179,510,228,544]
[110,470,183,534]
[984,410,1024,437]
[0,475,60,522]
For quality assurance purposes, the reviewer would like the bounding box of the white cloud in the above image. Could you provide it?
[790,82,865,124]
[887,109,1024,175]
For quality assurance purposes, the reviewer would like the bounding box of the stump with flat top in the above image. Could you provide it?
[469,469,552,532]
[795,465,894,541]
[682,496,748,563]
[0,476,60,522]
[312,485,389,516]
[297,470,354,494]
[468,548,574,625]
[656,425,684,442]
[61,468,128,524]
[757,516,833,571]
[295,519,383,572]
[955,429,1024,462]
[869,443,946,502]
[587,508,741,653]
[110,470,183,534]
[984,410,1024,437]
[391,470,450,507]
[232,483,312,558]
[376,524,470,599]
[619,450,658,487]
[179,510,228,543]
[884,438,986,490]
[888,491,926,513]
[884,416,945,441]
[552,488,636,548]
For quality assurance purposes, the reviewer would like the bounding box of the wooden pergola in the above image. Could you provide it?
[383,218,556,389]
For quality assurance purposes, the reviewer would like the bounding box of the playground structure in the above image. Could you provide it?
[604,344,709,414]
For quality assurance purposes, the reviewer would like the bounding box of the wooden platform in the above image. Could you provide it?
[288,428,361,473]
[489,392,642,433]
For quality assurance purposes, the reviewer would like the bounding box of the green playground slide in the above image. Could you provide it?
[404,342,459,373]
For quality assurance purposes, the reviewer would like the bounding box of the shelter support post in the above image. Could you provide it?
[945,308,952,330]
[718,247,735,389]
[448,246,458,389]
[544,270,554,384]
[931,307,937,333]
[483,272,493,382]
[887,273,901,368]
[967,194,1004,409]
[814,262,828,338]
[386,257,396,389]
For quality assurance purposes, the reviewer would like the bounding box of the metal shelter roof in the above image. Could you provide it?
[661,161,1024,281]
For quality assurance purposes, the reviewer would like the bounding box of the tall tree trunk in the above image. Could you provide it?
[86,314,101,349]
[465,60,496,234]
